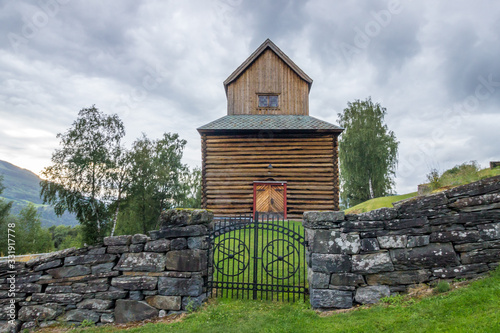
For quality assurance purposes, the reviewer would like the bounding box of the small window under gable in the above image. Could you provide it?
[258,94,279,108]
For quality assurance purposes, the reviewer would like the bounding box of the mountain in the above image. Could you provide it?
[0,160,78,227]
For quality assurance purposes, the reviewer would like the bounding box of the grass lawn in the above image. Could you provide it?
[66,267,500,333]
[344,192,418,214]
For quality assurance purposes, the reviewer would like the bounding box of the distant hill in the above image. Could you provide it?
[0,160,78,227]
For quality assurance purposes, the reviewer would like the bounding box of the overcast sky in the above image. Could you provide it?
[1,0,499,195]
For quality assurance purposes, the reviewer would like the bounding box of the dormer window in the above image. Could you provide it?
[258,94,279,108]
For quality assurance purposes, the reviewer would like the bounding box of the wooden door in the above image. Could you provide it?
[254,183,286,216]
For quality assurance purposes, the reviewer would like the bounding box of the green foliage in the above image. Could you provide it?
[344,192,417,214]
[79,319,95,328]
[48,225,84,250]
[436,281,451,293]
[425,161,497,191]
[15,203,54,254]
[40,106,125,244]
[338,97,399,208]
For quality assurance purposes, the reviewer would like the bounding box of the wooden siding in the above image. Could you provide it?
[202,134,340,219]
[227,49,310,116]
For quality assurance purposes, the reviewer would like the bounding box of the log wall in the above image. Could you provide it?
[201,133,340,219]
[227,49,310,116]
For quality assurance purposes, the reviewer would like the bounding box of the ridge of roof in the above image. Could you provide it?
[223,39,313,93]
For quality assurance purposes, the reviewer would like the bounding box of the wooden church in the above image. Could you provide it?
[197,39,343,219]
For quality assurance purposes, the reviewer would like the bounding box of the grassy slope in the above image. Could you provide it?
[78,268,500,333]
[0,160,78,227]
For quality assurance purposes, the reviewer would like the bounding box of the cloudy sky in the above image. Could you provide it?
[1,0,499,195]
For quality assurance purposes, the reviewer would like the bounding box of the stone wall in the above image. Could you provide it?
[0,209,213,332]
[304,176,500,310]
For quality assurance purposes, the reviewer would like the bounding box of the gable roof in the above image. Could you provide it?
[223,39,313,94]
[197,115,343,134]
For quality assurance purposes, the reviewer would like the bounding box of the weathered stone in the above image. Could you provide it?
[146,295,182,310]
[107,245,130,254]
[91,262,115,275]
[13,274,41,284]
[166,249,207,271]
[160,209,213,229]
[460,248,500,264]
[15,283,42,293]
[103,235,132,246]
[188,236,209,249]
[25,247,80,268]
[132,234,149,244]
[432,264,490,278]
[171,238,188,250]
[130,243,145,253]
[357,207,398,221]
[101,313,114,323]
[33,259,62,272]
[303,211,345,228]
[115,299,159,324]
[360,238,380,252]
[21,321,36,330]
[307,270,330,288]
[18,303,64,322]
[366,269,431,285]
[397,192,448,218]
[77,298,113,310]
[449,193,500,212]
[378,235,407,249]
[309,230,360,254]
[64,254,117,266]
[158,276,203,296]
[454,240,500,252]
[150,225,208,240]
[142,290,158,296]
[59,309,100,323]
[72,282,108,293]
[354,285,390,304]
[46,285,72,294]
[462,210,500,227]
[445,175,500,198]
[115,252,166,272]
[310,289,352,309]
[47,265,91,279]
[111,276,158,290]
[330,273,365,286]
[182,294,207,311]
[351,252,394,274]
[390,243,459,269]
[384,217,428,230]
[144,239,171,252]
[341,220,384,232]
[88,247,107,255]
[407,235,430,248]
[311,253,351,273]
[31,293,83,304]
[430,230,480,244]
[129,291,144,301]
[95,290,128,300]
[478,223,500,241]
[0,321,21,333]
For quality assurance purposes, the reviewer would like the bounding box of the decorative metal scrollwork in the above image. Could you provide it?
[261,239,300,279]
[213,237,250,277]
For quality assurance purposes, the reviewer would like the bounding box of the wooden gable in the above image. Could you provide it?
[224,39,313,116]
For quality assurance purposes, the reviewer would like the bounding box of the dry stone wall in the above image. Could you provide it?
[0,209,212,333]
[304,176,500,310]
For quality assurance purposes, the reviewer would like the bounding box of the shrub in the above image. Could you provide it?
[437,281,451,293]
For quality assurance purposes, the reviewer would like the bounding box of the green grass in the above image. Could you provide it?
[75,267,500,333]
[344,192,418,214]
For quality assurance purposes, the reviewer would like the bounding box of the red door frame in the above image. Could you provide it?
[253,181,287,219]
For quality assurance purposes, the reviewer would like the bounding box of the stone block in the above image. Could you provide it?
[354,285,390,304]
[95,290,128,300]
[130,243,145,253]
[59,309,100,323]
[101,313,114,323]
[158,276,203,297]
[430,231,480,244]
[77,299,113,310]
[341,221,384,232]
[432,264,490,279]
[115,299,159,324]
[478,223,500,241]
[310,289,352,309]
[149,225,208,240]
[460,248,500,264]
[454,240,500,252]
[182,294,207,310]
[46,285,72,294]
[361,238,380,252]
[18,304,63,322]
[15,283,42,293]
[166,250,207,272]
[111,276,158,290]
[46,265,91,279]
[303,211,345,229]
[309,230,360,254]
[91,262,115,275]
[64,254,117,266]
[160,209,213,229]
[103,235,132,246]
[397,192,448,218]
[330,273,365,286]
[129,291,144,301]
[378,235,407,249]
[311,253,351,273]
[115,252,166,272]
[31,293,83,304]
[351,252,394,274]
[132,234,149,244]
[449,193,500,212]
[357,207,397,221]
[188,236,209,249]
[88,247,107,255]
[171,238,188,250]
[107,245,129,254]
[384,217,428,230]
[390,243,459,270]
[144,239,171,252]
[72,282,108,293]
[33,259,62,272]
[366,269,431,285]
[307,269,330,289]
[407,235,430,248]
[146,295,182,310]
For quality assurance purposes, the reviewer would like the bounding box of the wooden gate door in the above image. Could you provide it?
[253,182,287,218]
